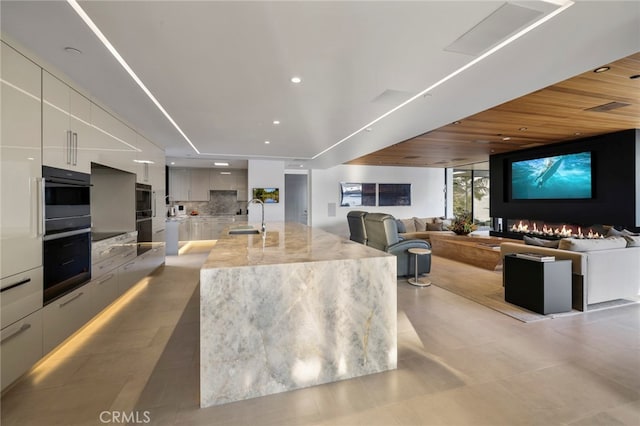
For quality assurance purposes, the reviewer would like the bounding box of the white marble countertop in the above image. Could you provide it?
[202,222,392,269]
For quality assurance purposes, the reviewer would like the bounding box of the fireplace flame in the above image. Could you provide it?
[508,220,604,239]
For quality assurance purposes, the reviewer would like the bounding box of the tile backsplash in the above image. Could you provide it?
[174,190,246,215]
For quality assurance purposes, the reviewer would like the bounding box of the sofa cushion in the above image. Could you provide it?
[523,235,560,248]
[427,222,444,231]
[414,217,431,231]
[400,218,416,233]
[558,237,627,252]
[395,219,407,233]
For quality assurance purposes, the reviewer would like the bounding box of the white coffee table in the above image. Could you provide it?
[407,247,432,287]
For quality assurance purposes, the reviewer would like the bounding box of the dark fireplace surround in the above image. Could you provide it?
[489,129,640,240]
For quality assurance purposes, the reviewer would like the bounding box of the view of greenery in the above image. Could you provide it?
[452,170,490,226]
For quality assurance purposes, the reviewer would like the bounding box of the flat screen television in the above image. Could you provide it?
[252,187,279,203]
[510,151,592,200]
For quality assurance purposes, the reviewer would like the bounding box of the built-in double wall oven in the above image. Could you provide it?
[135,183,152,256]
[42,166,91,305]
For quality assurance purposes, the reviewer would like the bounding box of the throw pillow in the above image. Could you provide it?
[396,219,407,233]
[523,235,560,248]
[413,217,429,231]
[426,222,444,231]
[623,234,640,247]
[401,218,416,233]
[606,227,624,237]
[558,237,627,252]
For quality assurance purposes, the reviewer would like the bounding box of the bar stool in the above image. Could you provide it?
[407,247,432,287]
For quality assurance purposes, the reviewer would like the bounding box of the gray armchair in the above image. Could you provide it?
[364,213,431,277]
[347,210,368,245]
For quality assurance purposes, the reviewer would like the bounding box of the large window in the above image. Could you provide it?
[452,169,490,226]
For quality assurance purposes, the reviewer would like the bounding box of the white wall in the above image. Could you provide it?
[310,165,446,237]
[247,159,285,223]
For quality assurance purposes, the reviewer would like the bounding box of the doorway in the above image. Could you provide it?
[285,174,308,224]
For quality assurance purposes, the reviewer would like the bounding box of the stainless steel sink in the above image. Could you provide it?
[228,226,260,235]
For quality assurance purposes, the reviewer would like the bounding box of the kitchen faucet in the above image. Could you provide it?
[247,198,266,233]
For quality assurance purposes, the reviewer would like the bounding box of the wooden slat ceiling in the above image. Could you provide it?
[347,52,640,169]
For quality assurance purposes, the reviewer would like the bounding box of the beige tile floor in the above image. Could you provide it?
[1,242,639,426]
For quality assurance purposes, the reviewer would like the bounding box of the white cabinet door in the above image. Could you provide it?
[42,285,93,353]
[68,87,92,173]
[236,171,248,201]
[1,266,43,327]
[89,103,139,173]
[169,167,191,201]
[190,168,211,201]
[1,309,43,391]
[42,71,91,173]
[91,272,118,315]
[1,42,43,279]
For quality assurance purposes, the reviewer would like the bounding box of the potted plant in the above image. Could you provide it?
[450,211,477,235]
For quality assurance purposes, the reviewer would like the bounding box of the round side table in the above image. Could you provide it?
[407,247,432,287]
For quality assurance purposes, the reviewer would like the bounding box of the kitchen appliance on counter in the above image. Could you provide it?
[176,204,186,216]
[42,166,91,305]
[135,183,152,255]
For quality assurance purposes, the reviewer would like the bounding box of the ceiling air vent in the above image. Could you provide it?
[403,155,420,159]
[584,101,631,112]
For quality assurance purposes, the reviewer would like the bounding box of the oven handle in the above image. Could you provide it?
[45,176,92,187]
[152,191,156,218]
[43,227,91,241]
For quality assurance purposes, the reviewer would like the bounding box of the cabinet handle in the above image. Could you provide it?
[152,191,156,217]
[1,323,31,344]
[0,278,31,293]
[155,229,164,234]
[66,130,72,164]
[59,291,84,308]
[124,262,135,270]
[72,132,78,165]
[97,273,114,285]
[37,177,45,237]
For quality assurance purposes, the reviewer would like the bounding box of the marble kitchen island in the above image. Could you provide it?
[199,222,397,407]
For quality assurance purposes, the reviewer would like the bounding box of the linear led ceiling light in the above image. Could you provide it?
[67,0,200,155]
[312,0,574,160]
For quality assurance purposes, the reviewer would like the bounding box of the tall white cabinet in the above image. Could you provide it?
[0,41,44,390]
[0,42,43,280]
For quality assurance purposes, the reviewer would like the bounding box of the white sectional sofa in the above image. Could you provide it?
[501,237,640,311]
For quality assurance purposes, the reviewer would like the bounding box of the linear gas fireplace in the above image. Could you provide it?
[491,218,608,240]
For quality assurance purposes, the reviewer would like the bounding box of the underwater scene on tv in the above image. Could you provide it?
[511,152,592,200]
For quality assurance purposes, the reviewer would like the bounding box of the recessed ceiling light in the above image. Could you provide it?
[214,162,229,166]
[574,132,582,136]
[264,140,270,144]
[452,121,461,125]
[519,127,527,131]
[64,46,82,54]
[299,165,303,168]
[593,66,610,73]
[290,76,301,84]
[170,162,175,165]
[502,136,511,141]
[273,120,280,125]
[220,172,231,175]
